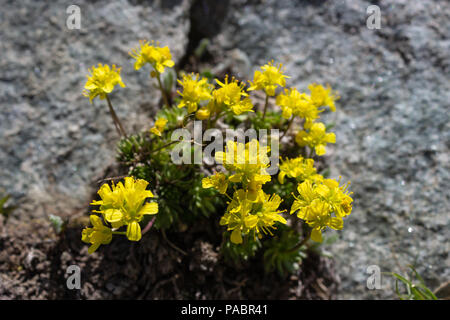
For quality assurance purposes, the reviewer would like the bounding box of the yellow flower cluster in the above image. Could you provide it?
[276,88,320,125]
[308,83,339,112]
[214,77,254,115]
[295,122,336,156]
[202,172,228,194]
[275,84,339,155]
[290,178,353,242]
[247,61,289,96]
[82,215,112,254]
[83,63,126,102]
[81,43,354,252]
[276,83,338,117]
[177,73,213,114]
[202,139,287,244]
[214,139,271,201]
[242,61,339,156]
[278,156,323,184]
[130,40,175,77]
[82,177,158,253]
[150,117,168,136]
[176,74,254,119]
[220,189,286,244]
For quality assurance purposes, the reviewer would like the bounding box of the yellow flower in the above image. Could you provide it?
[247,61,289,96]
[202,172,229,194]
[130,40,175,76]
[290,180,319,219]
[150,117,168,136]
[195,107,211,120]
[82,215,113,254]
[83,64,125,102]
[177,73,213,114]
[295,122,336,156]
[117,177,158,241]
[90,177,158,242]
[290,178,352,242]
[304,199,343,243]
[215,139,271,200]
[253,193,287,237]
[220,189,286,244]
[315,178,353,218]
[308,83,339,112]
[214,76,254,115]
[229,97,254,115]
[91,181,125,223]
[278,156,323,184]
[275,88,321,124]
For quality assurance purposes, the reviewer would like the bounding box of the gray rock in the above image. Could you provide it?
[0,0,190,221]
[212,0,450,299]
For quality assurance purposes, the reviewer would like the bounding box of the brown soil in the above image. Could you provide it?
[0,209,339,300]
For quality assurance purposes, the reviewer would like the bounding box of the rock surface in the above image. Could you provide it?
[211,0,450,299]
[0,0,189,220]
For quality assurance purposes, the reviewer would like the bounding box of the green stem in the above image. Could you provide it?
[288,228,311,253]
[112,231,126,235]
[156,72,170,107]
[211,110,225,127]
[105,94,127,137]
[150,139,179,154]
[262,94,269,120]
[280,116,294,140]
[162,229,187,256]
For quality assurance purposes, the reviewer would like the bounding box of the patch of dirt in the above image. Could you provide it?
[0,209,339,300]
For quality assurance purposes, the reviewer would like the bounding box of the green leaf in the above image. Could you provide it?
[49,214,65,234]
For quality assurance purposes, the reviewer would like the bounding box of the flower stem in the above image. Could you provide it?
[156,72,170,107]
[280,116,294,140]
[150,139,179,154]
[262,94,269,120]
[105,94,127,137]
[161,229,187,256]
[142,216,156,235]
[288,228,311,253]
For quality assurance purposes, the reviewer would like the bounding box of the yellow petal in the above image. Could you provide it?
[218,182,228,194]
[90,215,103,228]
[244,215,258,228]
[229,174,243,183]
[311,228,323,242]
[326,132,336,144]
[315,144,326,156]
[164,60,175,68]
[329,217,343,230]
[278,171,286,184]
[230,229,243,244]
[81,228,93,243]
[88,243,101,254]
[126,221,142,241]
[202,177,213,189]
[104,209,123,223]
[140,202,158,215]
[290,200,302,215]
